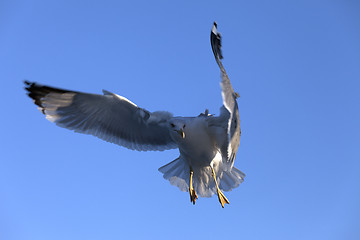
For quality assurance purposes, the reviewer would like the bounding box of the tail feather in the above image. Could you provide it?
[161,159,181,180]
[193,167,216,197]
[159,157,246,198]
[219,167,245,192]
[158,157,190,193]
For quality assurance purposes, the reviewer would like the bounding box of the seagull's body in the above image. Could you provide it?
[25,22,245,207]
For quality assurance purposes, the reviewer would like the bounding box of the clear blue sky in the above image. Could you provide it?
[1,1,360,239]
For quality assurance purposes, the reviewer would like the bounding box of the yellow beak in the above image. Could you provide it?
[175,129,185,138]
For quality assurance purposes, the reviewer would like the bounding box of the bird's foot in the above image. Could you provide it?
[217,189,229,208]
[189,186,198,205]
[211,166,230,208]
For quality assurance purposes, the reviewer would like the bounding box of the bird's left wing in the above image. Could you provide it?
[24,81,177,151]
[210,22,241,170]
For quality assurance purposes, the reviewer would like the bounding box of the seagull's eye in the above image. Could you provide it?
[170,123,175,128]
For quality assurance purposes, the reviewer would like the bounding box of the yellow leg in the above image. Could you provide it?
[211,167,229,208]
[189,168,198,204]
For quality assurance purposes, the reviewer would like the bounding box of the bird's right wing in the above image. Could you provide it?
[210,22,241,170]
[25,81,177,151]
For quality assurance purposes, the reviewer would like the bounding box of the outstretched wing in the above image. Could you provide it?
[24,81,177,151]
[211,22,241,170]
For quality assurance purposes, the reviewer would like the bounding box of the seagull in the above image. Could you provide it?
[24,22,245,207]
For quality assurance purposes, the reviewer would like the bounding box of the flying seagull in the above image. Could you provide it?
[24,22,245,207]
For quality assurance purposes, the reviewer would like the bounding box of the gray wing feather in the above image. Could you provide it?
[24,81,177,151]
[211,22,241,170]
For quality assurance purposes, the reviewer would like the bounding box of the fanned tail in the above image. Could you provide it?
[159,157,245,198]
[159,159,216,198]
[219,167,245,192]
[158,157,190,193]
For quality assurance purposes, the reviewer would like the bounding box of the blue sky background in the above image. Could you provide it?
[1,1,360,239]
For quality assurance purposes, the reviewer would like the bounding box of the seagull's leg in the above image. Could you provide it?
[211,167,229,208]
[189,167,198,204]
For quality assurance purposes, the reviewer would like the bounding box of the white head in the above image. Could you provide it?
[169,119,187,140]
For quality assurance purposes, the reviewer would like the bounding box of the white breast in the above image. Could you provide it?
[178,117,218,167]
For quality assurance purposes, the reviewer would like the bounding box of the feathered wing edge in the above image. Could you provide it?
[24,81,178,151]
[211,22,242,171]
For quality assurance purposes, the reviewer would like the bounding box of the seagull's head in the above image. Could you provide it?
[169,119,186,139]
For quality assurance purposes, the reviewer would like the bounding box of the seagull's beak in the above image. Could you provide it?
[175,129,185,138]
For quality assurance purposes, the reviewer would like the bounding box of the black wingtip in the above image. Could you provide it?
[24,81,78,115]
[24,81,44,114]
[24,80,32,88]
[211,21,223,65]
[24,80,35,96]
